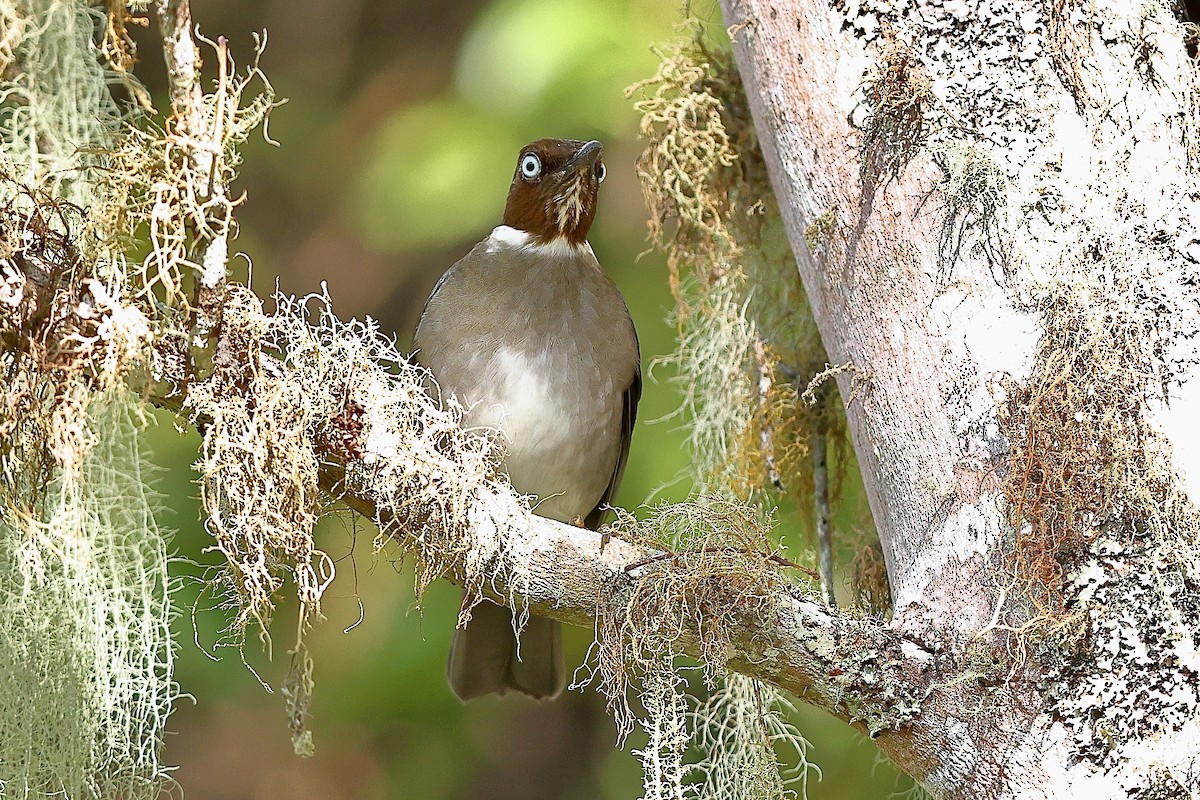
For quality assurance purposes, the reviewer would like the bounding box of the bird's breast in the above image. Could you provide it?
[461,341,621,522]
[414,240,636,522]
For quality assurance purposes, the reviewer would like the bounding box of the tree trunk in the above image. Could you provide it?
[720,0,1200,796]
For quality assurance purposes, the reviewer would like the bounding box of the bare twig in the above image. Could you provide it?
[753,337,785,490]
[621,546,820,580]
[812,427,835,606]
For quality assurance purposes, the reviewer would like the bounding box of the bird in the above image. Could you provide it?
[413,138,641,701]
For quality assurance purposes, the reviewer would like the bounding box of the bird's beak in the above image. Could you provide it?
[562,140,603,175]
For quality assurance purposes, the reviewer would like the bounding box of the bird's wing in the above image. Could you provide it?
[418,263,456,325]
[413,248,475,350]
[585,356,641,531]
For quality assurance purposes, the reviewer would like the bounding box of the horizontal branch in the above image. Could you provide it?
[2,230,936,757]
[316,433,931,739]
[158,281,934,737]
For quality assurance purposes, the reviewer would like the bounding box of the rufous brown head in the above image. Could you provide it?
[502,138,605,245]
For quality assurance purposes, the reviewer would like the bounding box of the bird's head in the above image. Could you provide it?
[502,138,605,246]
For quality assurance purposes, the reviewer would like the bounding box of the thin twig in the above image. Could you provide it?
[622,546,819,580]
[154,0,206,170]
[753,337,785,490]
[813,427,835,606]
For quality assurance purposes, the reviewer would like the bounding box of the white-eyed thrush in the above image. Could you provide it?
[414,138,640,700]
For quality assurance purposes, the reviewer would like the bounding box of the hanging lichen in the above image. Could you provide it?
[0,3,174,795]
[0,0,292,777]
[932,141,1010,285]
[858,30,935,193]
[182,285,541,753]
[629,35,848,513]
[608,29,880,799]
[0,393,174,799]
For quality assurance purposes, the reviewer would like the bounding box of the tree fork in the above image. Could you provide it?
[720,0,1200,796]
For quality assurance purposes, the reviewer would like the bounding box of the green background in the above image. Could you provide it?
[131,1,911,796]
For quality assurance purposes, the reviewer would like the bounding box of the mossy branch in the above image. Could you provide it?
[4,240,930,737]
[193,294,932,738]
[320,459,931,740]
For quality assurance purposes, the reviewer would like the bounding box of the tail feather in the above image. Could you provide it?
[446,596,564,701]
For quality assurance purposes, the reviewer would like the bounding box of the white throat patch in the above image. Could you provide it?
[486,225,592,259]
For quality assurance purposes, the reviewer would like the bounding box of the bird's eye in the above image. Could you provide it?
[596,162,606,183]
[520,153,541,179]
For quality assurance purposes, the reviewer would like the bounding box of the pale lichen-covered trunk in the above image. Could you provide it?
[720,0,1200,796]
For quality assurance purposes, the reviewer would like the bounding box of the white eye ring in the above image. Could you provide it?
[520,153,541,179]
[596,162,606,183]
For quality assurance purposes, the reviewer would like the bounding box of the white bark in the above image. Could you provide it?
[720,0,1200,796]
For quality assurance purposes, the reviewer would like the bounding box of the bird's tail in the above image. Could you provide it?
[446,595,565,701]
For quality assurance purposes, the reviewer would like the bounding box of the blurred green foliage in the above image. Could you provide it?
[131,1,912,797]
[455,0,673,128]
[352,99,521,251]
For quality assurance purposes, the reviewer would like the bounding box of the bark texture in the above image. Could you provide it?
[720,0,1200,796]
